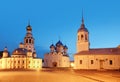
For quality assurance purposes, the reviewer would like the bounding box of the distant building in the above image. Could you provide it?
[70,60,74,68]
[74,15,120,70]
[0,24,42,70]
[44,41,70,67]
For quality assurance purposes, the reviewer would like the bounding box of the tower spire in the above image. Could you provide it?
[28,20,30,26]
[26,20,32,32]
[82,10,84,24]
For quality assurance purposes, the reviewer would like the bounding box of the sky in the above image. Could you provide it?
[0,0,120,60]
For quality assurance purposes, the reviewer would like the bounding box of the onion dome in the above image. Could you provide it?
[64,45,68,49]
[12,48,27,55]
[50,44,55,48]
[26,25,32,31]
[4,46,8,53]
[56,40,63,46]
[19,42,24,48]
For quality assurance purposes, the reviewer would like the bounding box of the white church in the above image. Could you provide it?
[0,24,42,70]
[44,41,70,67]
[74,16,120,70]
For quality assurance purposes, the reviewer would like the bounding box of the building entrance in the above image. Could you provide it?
[100,60,104,69]
[52,62,57,67]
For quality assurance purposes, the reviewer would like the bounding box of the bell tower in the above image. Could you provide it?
[77,14,90,53]
[24,22,34,52]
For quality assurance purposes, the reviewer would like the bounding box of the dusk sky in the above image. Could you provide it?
[0,0,120,60]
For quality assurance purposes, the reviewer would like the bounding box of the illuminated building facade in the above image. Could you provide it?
[74,15,120,70]
[44,41,70,67]
[0,24,42,70]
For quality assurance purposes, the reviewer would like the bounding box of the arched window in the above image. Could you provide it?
[85,34,87,40]
[29,39,31,43]
[109,60,112,65]
[29,61,30,64]
[81,35,84,40]
[23,61,24,64]
[80,60,82,64]
[91,60,94,64]
[18,61,20,63]
[26,39,28,43]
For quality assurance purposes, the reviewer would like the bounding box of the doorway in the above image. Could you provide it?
[100,60,104,69]
[52,62,57,67]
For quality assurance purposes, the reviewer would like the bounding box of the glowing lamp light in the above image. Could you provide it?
[70,62,74,67]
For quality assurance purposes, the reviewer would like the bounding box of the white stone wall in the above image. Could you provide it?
[26,58,42,69]
[74,55,120,70]
[32,59,42,69]
[1,58,7,69]
[0,57,42,70]
[61,56,70,67]
[44,53,62,67]
[44,53,70,67]
[77,31,89,53]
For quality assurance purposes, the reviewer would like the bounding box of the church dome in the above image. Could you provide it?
[64,45,68,49]
[12,48,27,55]
[50,44,55,48]
[26,25,32,31]
[56,40,63,46]
[3,47,8,53]
[78,24,88,32]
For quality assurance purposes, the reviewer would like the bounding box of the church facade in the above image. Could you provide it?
[74,16,120,70]
[44,41,70,67]
[0,24,42,70]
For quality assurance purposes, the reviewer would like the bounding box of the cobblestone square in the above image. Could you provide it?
[0,69,120,82]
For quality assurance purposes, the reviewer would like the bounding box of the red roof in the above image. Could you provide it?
[74,48,120,55]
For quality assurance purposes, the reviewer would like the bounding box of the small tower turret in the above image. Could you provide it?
[27,50,32,57]
[56,40,64,53]
[64,45,68,53]
[3,47,8,58]
[19,42,24,48]
[50,44,55,52]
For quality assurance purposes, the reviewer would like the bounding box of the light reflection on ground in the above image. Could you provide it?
[0,69,120,82]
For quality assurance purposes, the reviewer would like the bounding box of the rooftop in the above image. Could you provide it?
[75,47,120,55]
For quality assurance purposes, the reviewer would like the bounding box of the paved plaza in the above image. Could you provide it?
[0,69,120,82]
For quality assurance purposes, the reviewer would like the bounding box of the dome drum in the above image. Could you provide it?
[12,48,27,55]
